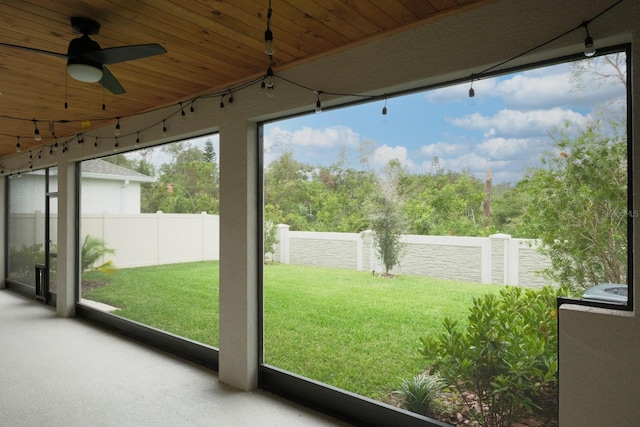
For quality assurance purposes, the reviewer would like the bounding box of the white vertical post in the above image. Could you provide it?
[56,162,76,318]
[0,176,5,288]
[218,120,259,391]
[277,224,290,264]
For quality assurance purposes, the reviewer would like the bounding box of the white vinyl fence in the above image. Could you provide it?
[81,212,220,268]
[8,211,220,269]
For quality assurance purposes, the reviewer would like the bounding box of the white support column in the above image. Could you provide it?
[56,162,76,318]
[218,120,259,391]
[0,176,5,288]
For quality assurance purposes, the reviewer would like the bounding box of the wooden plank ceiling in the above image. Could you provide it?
[0,0,490,159]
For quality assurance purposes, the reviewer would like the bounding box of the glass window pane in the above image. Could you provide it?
[262,51,628,424]
[7,172,46,287]
[79,136,221,348]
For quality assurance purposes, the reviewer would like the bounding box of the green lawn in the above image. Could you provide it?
[82,261,501,400]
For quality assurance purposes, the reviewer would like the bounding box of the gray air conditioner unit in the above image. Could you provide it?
[582,283,628,304]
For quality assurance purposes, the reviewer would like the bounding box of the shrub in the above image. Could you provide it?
[396,373,445,417]
[420,286,565,427]
[81,235,116,273]
[8,243,44,282]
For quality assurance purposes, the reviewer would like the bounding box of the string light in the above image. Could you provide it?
[114,136,119,151]
[180,102,186,120]
[582,21,596,57]
[3,0,620,172]
[33,120,41,141]
[262,66,275,90]
[264,0,274,56]
[15,136,21,152]
[315,91,323,113]
[94,137,99,148]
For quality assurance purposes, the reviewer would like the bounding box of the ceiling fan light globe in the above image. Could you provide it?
[67,62,103,82]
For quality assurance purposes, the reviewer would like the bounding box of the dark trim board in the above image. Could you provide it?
[259,365,452,427]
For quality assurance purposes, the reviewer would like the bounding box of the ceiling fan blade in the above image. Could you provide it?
[82,43,166,65]
[99,66,125,95]
[0,42,67,59]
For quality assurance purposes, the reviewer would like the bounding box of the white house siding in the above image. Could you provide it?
[82,178,142,214]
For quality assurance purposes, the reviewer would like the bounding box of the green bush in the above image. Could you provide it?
[8,243,44,282]
[81,235,116,273]
[420,286,565,427]
[396,373,445,417]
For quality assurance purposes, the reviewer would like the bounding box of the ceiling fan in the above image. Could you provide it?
[0,17,167,95]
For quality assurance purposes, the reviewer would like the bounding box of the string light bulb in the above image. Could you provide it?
[190,101,196,116]
[228,91,234,104]
[180,103,187,120]
[15,136,21,152]
[78,134,84,144]
[33,120,41,141]
[94,137,99,148]
[264,0,274,56]
[582,22,596,57]
[115,117,121,136]
[382,97,388,115]
[114,137,119,151]
[136,131,140,145]
[220,94,226,109]
[263,67,275,90]
[468,80,475,98]
[162,120,167,137]
[315,91,323,113]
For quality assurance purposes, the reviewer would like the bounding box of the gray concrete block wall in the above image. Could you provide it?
[394,244,482,282]
[274,226,552,289]
[289,238,358,270]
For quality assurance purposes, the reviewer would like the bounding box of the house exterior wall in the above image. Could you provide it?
[7,173,143,214]
[81,177,142,214]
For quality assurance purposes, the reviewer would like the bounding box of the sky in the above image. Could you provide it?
[130,52,626,186]
[262,53,626,184]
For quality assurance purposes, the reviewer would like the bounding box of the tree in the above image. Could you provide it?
[370,160,406,275]
[142,141,219,214]
[519,115,627,291]
[203,139,217,163]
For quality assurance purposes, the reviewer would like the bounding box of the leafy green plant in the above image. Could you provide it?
[420,286,565,427]
[81,235,116,273]
[396,373,445,417]
[8,243,44,282]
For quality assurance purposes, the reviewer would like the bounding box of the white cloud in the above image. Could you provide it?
[448,108,589,138]
[477,137,541,160]
[265,125,361,150]
[371,145,417,171]
[420,141,470,157]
